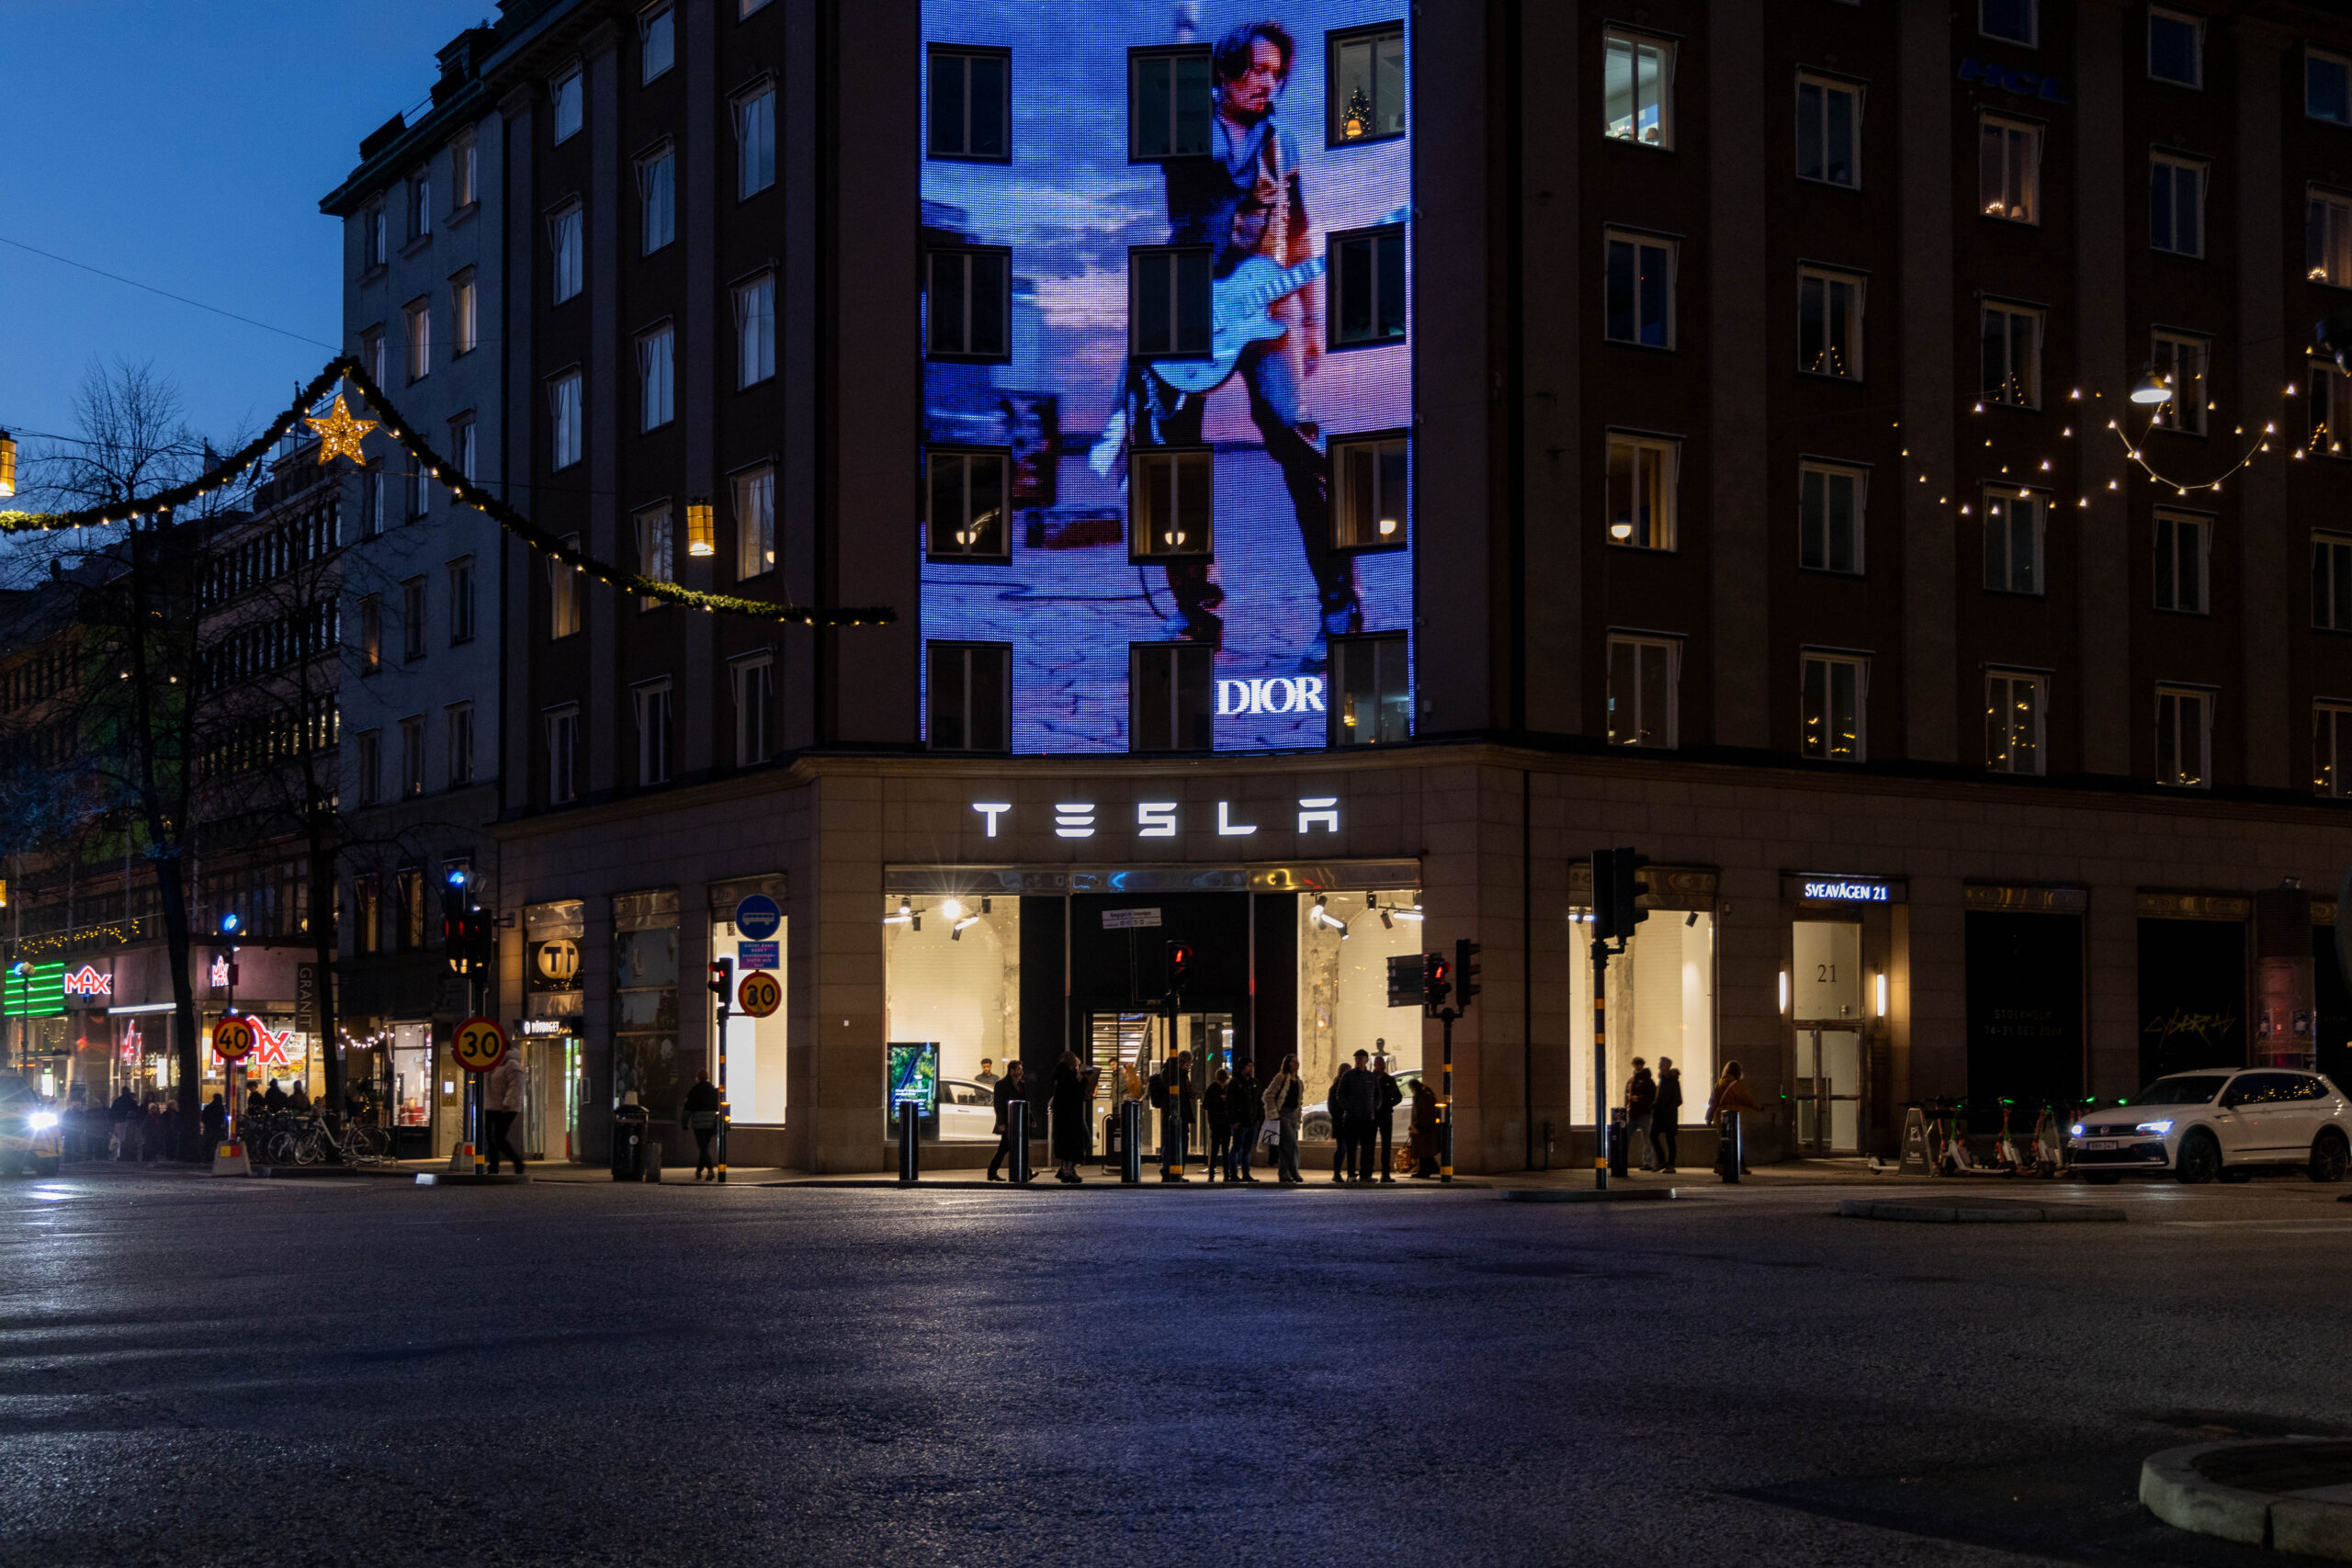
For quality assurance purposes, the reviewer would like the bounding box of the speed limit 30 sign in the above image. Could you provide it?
[736,971,782,1019]
[452,1016,509,1073]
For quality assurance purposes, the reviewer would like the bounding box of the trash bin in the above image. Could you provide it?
[612,1100,653,1181]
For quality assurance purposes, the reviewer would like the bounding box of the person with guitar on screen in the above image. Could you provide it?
[1093,18,1362,661]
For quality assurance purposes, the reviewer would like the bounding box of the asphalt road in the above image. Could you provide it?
[5,1167,2352,1568]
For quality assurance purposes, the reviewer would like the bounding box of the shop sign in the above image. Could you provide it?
[1216,676,1327,717]
[972,796,1342,840]
[61,964,112,999]
[516,1018,567,1036]
[737,941,780,971]
[1102,907,1162,930]
[1788,874,1901,905]
[536,939,581,982]
[209,955,230,988]
[295,964,320,1031]
[1957,56,2068,104]
[248,1020,301,1070]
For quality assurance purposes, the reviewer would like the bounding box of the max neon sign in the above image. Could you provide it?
[61,964,112,998]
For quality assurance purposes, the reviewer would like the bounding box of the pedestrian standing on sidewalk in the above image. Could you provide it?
[1653,1057,1683,1173]
[1327,1059,1353,1182]
[1227,1060,1262,1182]
[200,1092,228,1158]
[1266,1055,1305,1184]
[1709,1061,1758,1177]
[1409,1077,1442,1178]
[1332,1050,1378,1183]
[987,1060,1035,1182]
[1149,1049,1195,1182]
[108,1087,139,1161]
[1204,1066,1234,1182]
[1624,1058,1657,1171]
[1372,1054,1403,1182]
[677,1069,718,1180]
[487,1052,531,1177]
[141,1100,164,1164]
[1051,1050,1090,1184]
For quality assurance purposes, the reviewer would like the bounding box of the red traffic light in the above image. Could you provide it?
[708,957,735,1000]
[1167,942,1194,987]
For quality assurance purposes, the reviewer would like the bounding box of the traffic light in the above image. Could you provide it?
[709,957,734,1013]
[1422,950,1452,1012]
[1591,847,1652,942]
[1454,938,1482,1009]
[1166,941,1194,994]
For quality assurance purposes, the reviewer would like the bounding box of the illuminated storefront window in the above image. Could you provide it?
[1568,910,1718,1128]
[883,893,1019,1142]
[1297,889,1423,1137]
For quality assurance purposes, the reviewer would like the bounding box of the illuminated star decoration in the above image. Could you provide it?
[305,392,377,467]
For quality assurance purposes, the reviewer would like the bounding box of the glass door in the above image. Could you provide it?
[1080,1010,1234,1159]
[1795,1028,1863,1154]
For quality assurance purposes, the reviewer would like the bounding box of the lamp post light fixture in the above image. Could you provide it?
[685,496,715,557]
[2131,367,2176,405]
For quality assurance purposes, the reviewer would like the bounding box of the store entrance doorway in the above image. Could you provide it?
[1079,1009,1236,1161]
[1795,1028,1862,1154]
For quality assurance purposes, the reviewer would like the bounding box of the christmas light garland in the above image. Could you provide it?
[0,355,897,628]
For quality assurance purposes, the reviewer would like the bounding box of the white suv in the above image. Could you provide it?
[2068,1067,2351,1185]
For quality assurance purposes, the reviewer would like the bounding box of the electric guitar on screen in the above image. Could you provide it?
[1152,204,1412,396]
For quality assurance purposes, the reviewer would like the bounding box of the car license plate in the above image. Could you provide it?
[2082,1138,2121,1150]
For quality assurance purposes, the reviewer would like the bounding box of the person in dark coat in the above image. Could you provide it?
[1227,1060,1262,1182]
[681,1071,721,1179]
[1332,1050,1380,1183]
[986,1060,1035,1181]
[200,1093,229,1158]
[1050,1051,1091,1184]
[1203,1067,1234,1182]
[1327,1060,1352,1181]
[1148,1050,1195,1182]
[108,1088,140,1161]
[1408,1077,1442,1179]
[1653,1056,1684,1173]
[263,1077,289,1112]
[1371,1053,1404,1182]
[1624,1058,1657,1171]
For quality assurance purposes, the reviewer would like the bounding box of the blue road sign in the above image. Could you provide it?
[734,894,782,942]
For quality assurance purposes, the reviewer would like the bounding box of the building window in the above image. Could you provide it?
[734,84,775,198]
[1801,653,1866,762]
[397,869,425,951]
[2310,188,2352,286]
[1798,268,1863,378]
[927,449,1010,560]
[1605,635,1677,749]
[452,131,477,209]
[740,0,769,16]
[549,370,582,469]
[731,654,774,767]
[1605,433,1678,550]
[734,465,775,580]
[930,46,1010,160]
[2150,154,2206,257]
[1602,29,1673,148]
[1980,116,2041,222]
[1330,632,1409,747]
[2156,686,2211,787]
[635,506,673,612]
[404,299,431,383]
[1130,49,1212,160]
[447,557,475,644]
[360,326,385,387]
[1329,26,1405,144]
[1603,231,1673,348]
[358,595,382,673]
[355,729,381,807]
[2318,704,2352,796]
[550,66,583,143]
[450,414,476,482]
[355,876,381,953]
[401,577,426,660]
[927,248,1010,360]
[1795,73,1860,187]
[399,715,425,797]
[446,704,474,787]
[2312,366,2352,457]
[549,201,583,303]
[408,172,432,242]
[2154,511,2211,614]
[639,146,675,254]
[1985,670,2045,775]
[1332,434,1407,548]
[362,202,386,270]
[2314,533,2352,629]
[405,457,428,522]
[928,642,1010,751]
[1800,463,1865,574]
[1330,225,1407,346]
[1131,448,1211,558]
[1130,247,1211,357]
[639,2,673,84]
[1981,301,2041,408]
[2148,7,2202,88]
[2314,51,2352,127]
[638,323,675,432]
[733,273,775,387]
[546,705,580,804]
[2150,331,2209,434]
[634,680,673,785]
[549,533,584,639]
[1983,489,2046,595]
[1980,0,2036,47]
[1130,643,1214,752]
[451,270,478,355]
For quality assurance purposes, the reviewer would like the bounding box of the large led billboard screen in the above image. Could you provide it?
[920,2,1412,753]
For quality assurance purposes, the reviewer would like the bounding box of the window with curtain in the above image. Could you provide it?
[1605,434,1678,549]
[549,202,583,302]
[733,274,775,387]
[549,371,582,468]
[734,465,775,579]
[1800,463,1865,574]
[735,85,775,197]
[639,146,675,254]
[638,324,675,431]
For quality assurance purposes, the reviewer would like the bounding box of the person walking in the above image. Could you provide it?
[1332,1050,1378,1184]
[1265,1054,1305,1183]
[1227,1060,1262,1182]
[1050,1050,1090,1184]
[1653,1056,1684,1173]
[676,1069,718,1179]
[1624,1057,1657,1172]
[1203,1066,1234,1183]
[1372,1054,1404,1182]
[200,1092,228,1159]
[1148,1049,1194,1182]
[1408,1076,1442,1178]
[987,1059,1035,1182]
[487,1051,530,1177]
[108,1087,139,1162]
[1708,1061,1758,1177]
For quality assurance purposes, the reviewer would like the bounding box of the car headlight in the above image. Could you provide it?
[2135,1120,2173,1136]
[28,1111,59,1131]
[2070,1123,2084,1136]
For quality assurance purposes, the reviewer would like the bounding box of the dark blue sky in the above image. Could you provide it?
[0,1,491,454]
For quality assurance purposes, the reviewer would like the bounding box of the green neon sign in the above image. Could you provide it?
[3,962,65,1019]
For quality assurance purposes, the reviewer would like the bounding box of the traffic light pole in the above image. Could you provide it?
[716,989,730,1185]
[1591,934,1609,1192]
[1439,1008,1455,1183]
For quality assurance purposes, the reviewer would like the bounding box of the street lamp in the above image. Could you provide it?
[2131,367,2175,405]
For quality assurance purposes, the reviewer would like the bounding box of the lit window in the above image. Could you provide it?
[404,299,431,383]
[548,532,584,640]
[452,132,477,209]
[2318,703,2352,796]
[734,465,775,580]
[2148,8,2201,88]
[637,323,675,432]
[1801,653,1867,762]
[451,270,478,355]
[1795,74,1860,187]
[2309,188,2352,285]
[1605,433,1678,549]
[927,248,1009,359]
[1798,269,1863,378]
[1132,448,1211,558]
[2312,51,2352,127]
[927,449,1010,560]
[548,370,582,469]
[2312,532,2352,629]
[1331,633,1410,747]
[1603,231,1673,347]
[639,146,675,254]
[731,654,774,767]
[733,273,775,387]
[1979,0,2036,47]
[1602,29,1673,148]
[1606,636,1677,748]
[930,47,1010,160]
[1981,300,2041,408]
[548,201,583,303]
[1329,26,1404,144]
[1331,434,1408,548]
[1980,116,2041,222]
[734,85,775,197]
[2150,153,2205,256]
[1330,226,1406,346]
[640,3,673,84]
[550,66,583,143]
[2155,685,2211,787]
[1985,670,2045,775]
[2312,367,2352,457]
[2150,332,2209,434]
[1983,488,2046,595]
[1800,463,1865,575]
[1130,50,1212,159]
[2154,511,2211,615]
[1130,248,1210,356]
[633,680,673,786]
[408,172,432,243]
[1130,643,1214,752]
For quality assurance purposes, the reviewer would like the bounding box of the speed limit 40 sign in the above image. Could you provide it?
[736,971,782,1019]
[211,1015,257,1062]
[452,1016,509,1073]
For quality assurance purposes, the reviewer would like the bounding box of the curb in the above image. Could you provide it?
[2142,1439,2352,1558]
[1837,1197,2126,1223]
[1499,1186,1679,1203]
